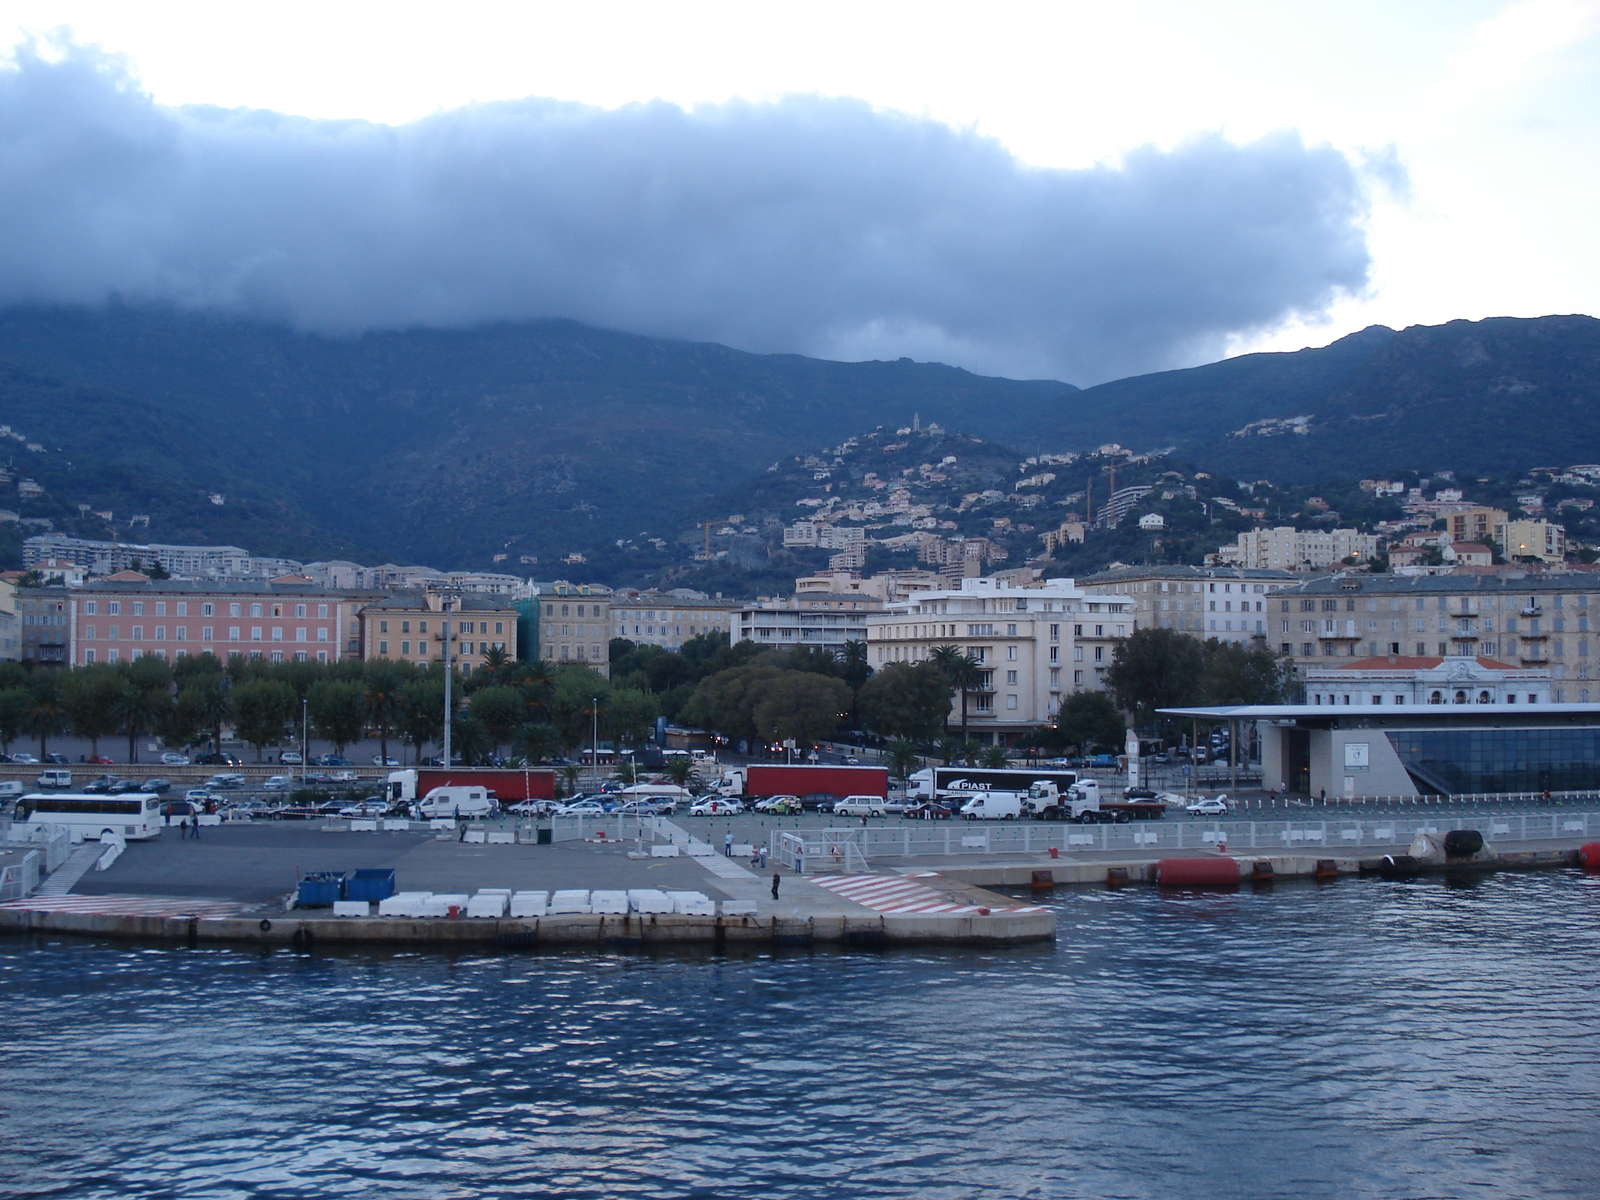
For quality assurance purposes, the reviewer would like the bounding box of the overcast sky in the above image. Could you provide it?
[3,1,1597,384]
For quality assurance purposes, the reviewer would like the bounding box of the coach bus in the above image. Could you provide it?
[15,793,165,842]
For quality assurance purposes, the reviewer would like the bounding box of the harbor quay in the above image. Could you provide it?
[3,802,1597,951]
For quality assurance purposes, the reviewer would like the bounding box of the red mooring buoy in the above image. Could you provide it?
[1155,857,1243,888]
[1579,843,1600,872]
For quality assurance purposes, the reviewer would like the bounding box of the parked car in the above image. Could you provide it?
[507,799,555,817]
[315,755,352,767]
[754,795,802,814]
[138,777,172,794]
[109,779,147,794]
[160,800,200,818]
[303,772,334,784]
[831,795,887,817]
[85,755,116,766]
[903,802,955,820]
[612,798,664,817]
[262,775,294,791]
[195,752,241,766]
[554,799,607,816]
[35,769,72,789]
[278,751,303,765]
[9,753,39,764]
[219,799,271,819]
[159,752,191,766]
[371,756,400,767]
[1186,797,1230,817]
[202,774,246,790]
[43,753,69,765]
[185,789,227,805]
[337,800,390,818]
[330,770,358,782]
[689,797,744,816]
[83,775,119,793]
[271,802,343,820]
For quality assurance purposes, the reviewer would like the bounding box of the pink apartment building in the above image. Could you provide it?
[69,578,380,665]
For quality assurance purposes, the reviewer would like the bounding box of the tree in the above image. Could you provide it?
[885,737,921,782]
[363,663,408,766]
[400,678,445,762]
[63,667,123,756]
[1200,640,1290,706]
[0,686,30,752]
[661,756,694,787]
[187,675,234,754]
[548,670,610,753]
[930,644,984,741]
[110,674,170,765]
[608,687,658,748]
[856,661,954,741]
[452,715,490,765]
[519,722,559,764]
[308,679,365,754]
[467,686,523,758]
[1050,691,1126,755]
[839,640,873,693]
[982,744,1009,768]
[1103,627,1207,728]
[750,671,851,746]
[232,679,297,761]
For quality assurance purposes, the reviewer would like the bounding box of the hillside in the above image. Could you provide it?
[0,305,1595,575]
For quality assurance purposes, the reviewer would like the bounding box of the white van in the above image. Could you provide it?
[959,793,1023,820]
[35,769,72,789]
[415,786,496,818]
[0,780,25,798]
[618,783,691,811]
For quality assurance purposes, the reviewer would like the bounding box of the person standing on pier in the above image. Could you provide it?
[724,831,734,857]
[771,872,780,900]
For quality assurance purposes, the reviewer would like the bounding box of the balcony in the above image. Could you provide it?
[1521,605,1543,617]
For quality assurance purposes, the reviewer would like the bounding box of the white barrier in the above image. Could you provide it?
[467,892,508,918]
[463,830,486,844]
[383,819,410,831]
[549,889,591,914]
[486,832,515,844]
[510,890,548,917]
[332,900,370,917]
[349,819,378,832]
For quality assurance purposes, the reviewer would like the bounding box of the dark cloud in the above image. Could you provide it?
[0,41,1371,383]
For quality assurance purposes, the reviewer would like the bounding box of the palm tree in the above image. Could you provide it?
[363,665,407,767]
[982,744,1009,769]
[480,644,511,681]
[930,644,984,743]
[885,737,920,782]
[111,680,168,764]
[24,677,65,760]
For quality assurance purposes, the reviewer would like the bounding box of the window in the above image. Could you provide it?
[1007,646,1017,660]
[318,605,329,618]
[401,640,411,654]
[131,626,143,640]
[317,628,328,642]
[202,603,215,617]
[271,628,283,642]
[295,604,307,618]
[1073,670,1083,684]
[1006,694,1018,710]
[250,604,263,618]
[419,621,428,633]
[229,627,241,642]
[84,625,95,639]
[495,622,504,635]
[401,620,411,633]
[296,627,307,642]
[1006,670,1018,684]
[84,601,97,615]
[84,649,95,663]
[154,627,165,641]
[380,620,389,633]
[230,604,242,617]
[250,627,263,642]
[203,626,214,641]
[379,640,389,655]
[107,602,121,615]
[1049,646,1059,663]
[131,602,145,616]
[176,603,187,616]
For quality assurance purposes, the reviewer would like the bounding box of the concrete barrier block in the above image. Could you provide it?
[590,889,629,914]
[463,830,487,844]
[549,889,591,914]
[430,819,455,830]
[667,890,711,914]
[332,900,370,917]
[486,832,515,844]
[720,900,758,916]
[510,891,548,917]
[686,842,715,857]
[466,894,508,918]
[477,887,512,895]
[198,815,222,826]
[732,843,754,856]
[417,897,452,917]
[651,844,680,857]
[628,889,673,914]
[383,819,410,831]
[677,900,716,916]
[350,820,378,832]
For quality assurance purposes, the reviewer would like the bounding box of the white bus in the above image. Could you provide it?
[15,793,165,842]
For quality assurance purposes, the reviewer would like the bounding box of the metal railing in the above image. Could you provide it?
[0,849,39,900]
[767,811,1600,861]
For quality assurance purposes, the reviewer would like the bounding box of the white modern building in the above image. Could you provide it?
[864,576,1135,745]
[1301,654,1551,708]
[1235,527,1378,571]
[733,594,882,656]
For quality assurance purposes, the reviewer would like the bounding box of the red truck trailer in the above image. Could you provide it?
[385,767,556,805]
[719,763,889,800]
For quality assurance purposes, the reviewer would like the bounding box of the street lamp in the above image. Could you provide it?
[300,697,308,785]
[591,696,599,790]
[437,582,464,770]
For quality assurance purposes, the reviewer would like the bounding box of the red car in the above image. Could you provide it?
[903,802,955,820]
[86,755,115,766]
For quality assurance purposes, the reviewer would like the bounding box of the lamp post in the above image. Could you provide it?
[591,696,599,790]
[437,582,463,770]
[300,697,308,785]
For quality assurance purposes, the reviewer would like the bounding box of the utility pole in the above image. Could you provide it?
[437,581,463,769]
[591,697,599,790]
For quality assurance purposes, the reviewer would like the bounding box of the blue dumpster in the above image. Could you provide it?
[345,868,396,902]
[296,871,346,907]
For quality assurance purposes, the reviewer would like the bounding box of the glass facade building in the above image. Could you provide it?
[1387,727,1600,794]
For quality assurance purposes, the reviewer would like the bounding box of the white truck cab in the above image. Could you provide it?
[959,792,1023,820]
[415,786,495,818]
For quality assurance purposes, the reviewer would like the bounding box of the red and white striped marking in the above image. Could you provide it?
[0,894,247,919]
[809,873,1045,915]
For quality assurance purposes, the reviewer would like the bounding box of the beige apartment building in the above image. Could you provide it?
[611,592,738,650]
[864,576,1134,745]
[538,594,610,677]
[733,593,884,656]
[1447,507,1509,543]
[1081,565,1297,644]
[359,591,518,672]
[1272,572,1600,702]
[1496,518,1567,563]
[1236,527,1379,571]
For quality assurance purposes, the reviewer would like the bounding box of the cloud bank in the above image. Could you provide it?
[0,42,1371,383]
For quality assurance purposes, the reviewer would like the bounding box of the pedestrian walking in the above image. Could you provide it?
[771,872,780,900]
[179,816,189,839]
[724,831,734,857]
[190,814,200,839]
[757,845,767,869]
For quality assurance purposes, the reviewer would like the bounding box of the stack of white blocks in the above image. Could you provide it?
[379,891,433,917]
[332,900,370,916]
[549,889,592,914]
[510,890,548,917]
[466,889,509,918]
[668,890,716,916]
[627,889,674,914]
[590,890,630,914]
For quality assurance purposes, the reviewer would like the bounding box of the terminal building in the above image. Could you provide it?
[1162,702,1600,798]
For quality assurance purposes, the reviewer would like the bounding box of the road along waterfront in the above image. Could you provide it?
[3,868,1599,1200]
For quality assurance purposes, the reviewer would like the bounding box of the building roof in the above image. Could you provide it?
[1326,655,1521,671]
[1272,571,1599,595]
[1081,564,1301,584]
[74,578,388,596]
[359,594,515,612]
[1160,703,1597,719]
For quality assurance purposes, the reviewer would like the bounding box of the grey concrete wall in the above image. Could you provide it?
[1259,722,1286,792]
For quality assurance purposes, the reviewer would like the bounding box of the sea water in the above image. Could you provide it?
[4,870,1599,1199]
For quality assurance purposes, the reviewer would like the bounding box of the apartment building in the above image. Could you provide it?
[611,592,738,650]
[864,576,1135,745]
[733,594,884,656]
[66,579,378,665]
[1080,566,1297,643]
[1271,572,1600,702]
[1446,507,1509,543]
[23,534,300,580]
[1496,519,1567,563]
[1235,527,1378,571]
[359,591,518,671]
[537,594,611,677]
[17,586,68,664]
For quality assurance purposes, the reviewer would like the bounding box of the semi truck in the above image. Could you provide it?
[715,763,889,801]
[1023,779,1165,823]
[384,767,556,806]
[934,766,1080,803]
